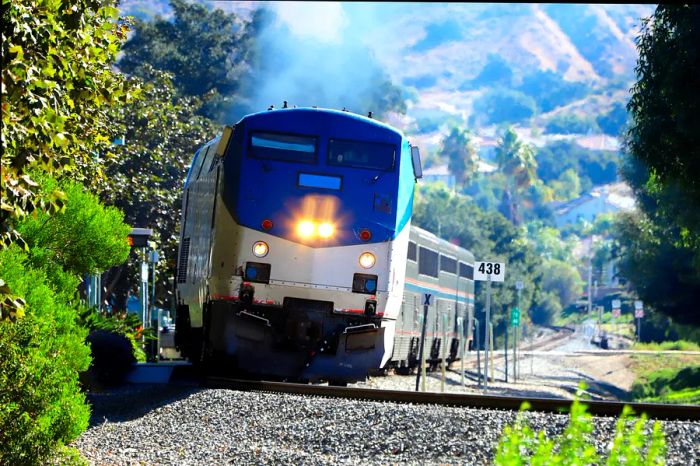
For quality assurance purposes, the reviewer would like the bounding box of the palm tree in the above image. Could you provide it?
[439,127,478,190]
[495,127,538,224]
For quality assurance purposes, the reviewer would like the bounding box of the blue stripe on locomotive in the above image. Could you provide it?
[219,108,415,246]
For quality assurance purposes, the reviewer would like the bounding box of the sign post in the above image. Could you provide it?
[415,293,432,392]
[634,300,644,342]
[509,306,521,384]
[475,319,482,387]
[612,299,621,340]
[515,280,523,382]
[485,276,491,389]
[474,261,506,390]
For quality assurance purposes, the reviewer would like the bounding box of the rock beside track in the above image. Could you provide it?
[74,385,700,465]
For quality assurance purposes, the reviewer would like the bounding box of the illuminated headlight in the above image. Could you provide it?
[359,252,376,269]
[318,223,335,238]
[297,220,315,238]
[252,241,269,257]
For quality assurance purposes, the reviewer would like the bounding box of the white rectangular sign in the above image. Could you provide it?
[612,299,621,309]
[474,261,506,282]
[634,300,643,310]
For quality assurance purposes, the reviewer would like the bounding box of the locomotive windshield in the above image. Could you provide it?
[249,131,317,163]
[327,138,396,171]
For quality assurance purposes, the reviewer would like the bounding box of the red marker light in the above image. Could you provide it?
[359,229,371,241]
[261,219,273,230]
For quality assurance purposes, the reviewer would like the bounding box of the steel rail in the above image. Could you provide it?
[205,377,700,421]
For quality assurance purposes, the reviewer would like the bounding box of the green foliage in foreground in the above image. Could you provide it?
[0,246,91,465]
[632,366,700,405]
[0,176,132,465]
[495,398,666,466]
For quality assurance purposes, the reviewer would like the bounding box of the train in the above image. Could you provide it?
[174,106,475,384]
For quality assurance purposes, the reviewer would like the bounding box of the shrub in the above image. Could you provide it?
[495,395,666,465]
[0,247,91,465]
[0,173,132,463]
[85,330,137,387]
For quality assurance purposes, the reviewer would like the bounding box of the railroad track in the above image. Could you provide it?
[205,377,700,421]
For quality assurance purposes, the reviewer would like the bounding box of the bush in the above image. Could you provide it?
[84,330,137,387]
[0,247,91,465]
[0,173,133,464]
[631,365,700,403]
[495,394,666,465]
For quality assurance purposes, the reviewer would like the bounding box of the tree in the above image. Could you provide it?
[96,68,218,309]
[540,259,585,309]
[472,88,538,125]
[517,69,590,113]
[495,128,538,224]
[614,211,700,326]
[550,168,582,201]
[412,183,543,337]
[438,127,478,189]
[615,5,700,326]
[627,5,700,218]
[118,0,253,121]
[1,0,133,248]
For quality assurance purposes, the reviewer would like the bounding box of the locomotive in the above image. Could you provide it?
[174,107,474,383]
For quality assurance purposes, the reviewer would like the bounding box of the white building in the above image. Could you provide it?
[551,182,635,228]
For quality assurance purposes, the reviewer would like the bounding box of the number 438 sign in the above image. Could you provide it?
[474,261,506,282]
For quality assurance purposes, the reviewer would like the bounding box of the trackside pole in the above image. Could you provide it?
[505,324,509,383]
[475,319,482,387]
[484,276,491,390]
[441,313,447,392]
[489,323,494,383]
[415,294,431,392]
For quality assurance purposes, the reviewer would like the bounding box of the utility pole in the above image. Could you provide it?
[587,260,593,316]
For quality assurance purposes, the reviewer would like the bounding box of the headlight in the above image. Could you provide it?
[297,220,315,238]
[359,252,376,269]
[318,223,334,238]
[252,241,269,257]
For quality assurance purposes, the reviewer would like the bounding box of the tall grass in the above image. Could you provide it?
[494,391,666,465]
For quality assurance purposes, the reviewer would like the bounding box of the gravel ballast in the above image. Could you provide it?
[74,385,700,465]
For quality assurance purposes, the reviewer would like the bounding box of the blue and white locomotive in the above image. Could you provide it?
[175,107,474,383]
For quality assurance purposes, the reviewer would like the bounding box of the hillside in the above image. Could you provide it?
[117,1,654,150]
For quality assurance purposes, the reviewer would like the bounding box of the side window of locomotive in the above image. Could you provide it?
[459,262,474,280]
[249,131,317,163]
[185,147,204,185]
[407,241,417,262]
[418,246,438,278]
[440,254,457,274]
[327,138,396,171]
[197,145,215,180]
